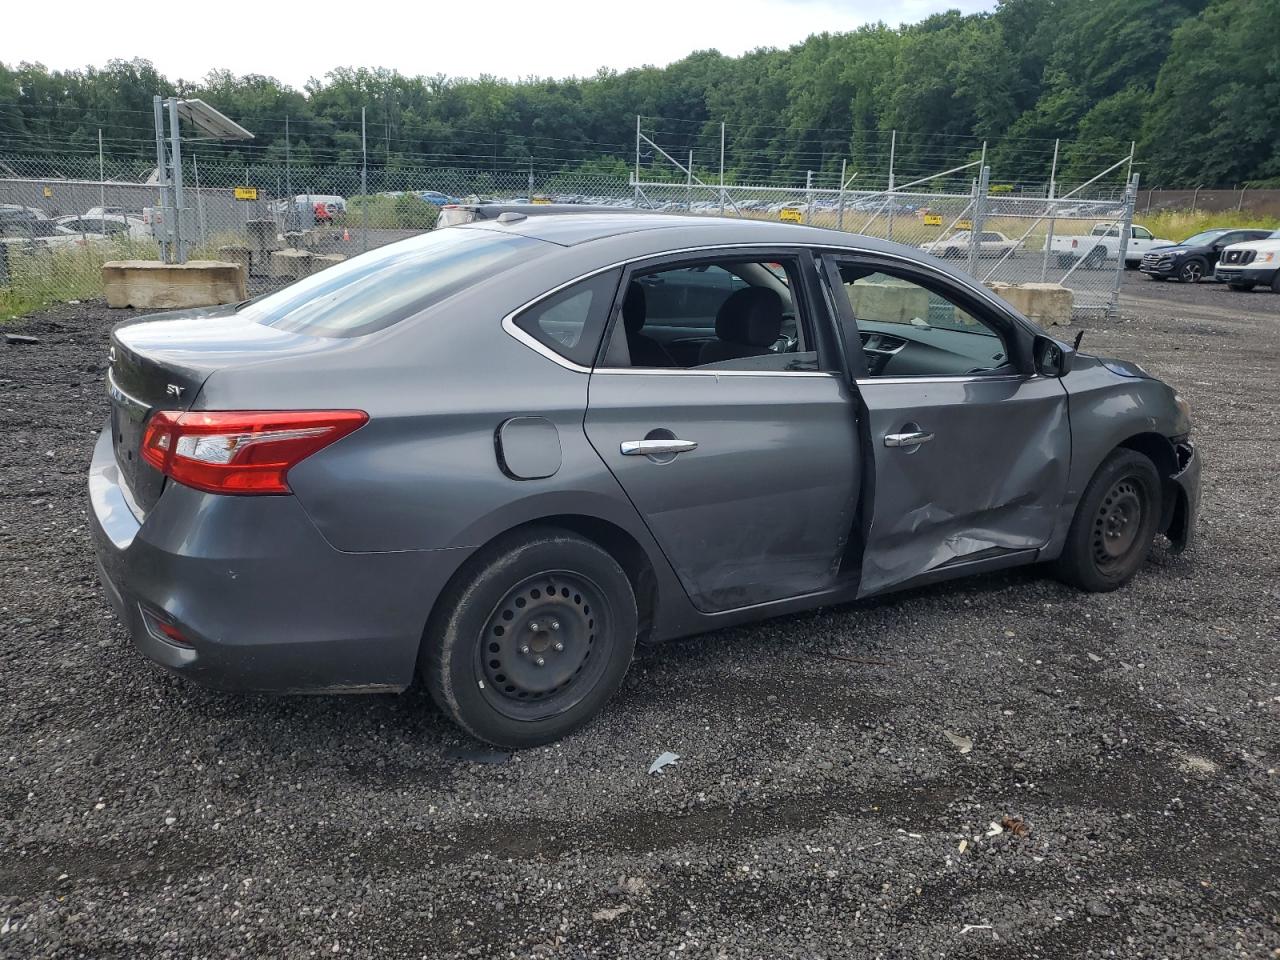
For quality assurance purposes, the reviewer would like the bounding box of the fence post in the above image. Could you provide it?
[1190,183,1201,214]
[968,165,989,276]
[361,107,369,253]
[837,158,846,231]
[686,150,693,210]
[193,154,207,247]
[805,169,813,220]
[1109,172,1139,321]
[719,121,726,215]
[886,129,896,241]
[1237,185,1245,212]
[167,97,187,263]
[634,115,641,208]
[152,95,171,263]
[1041,138,1059,282]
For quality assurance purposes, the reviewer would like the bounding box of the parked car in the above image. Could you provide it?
[1050,222,1172,268]
[90,214,1199,747]
[921,230,1020,259]
[1139,227,1273,283]
[1213,229,1280,292]
[54,213,150,242]
[418,191,460,206]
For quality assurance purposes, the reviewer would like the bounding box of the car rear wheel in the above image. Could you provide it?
[423,528,637,748]
[1053,449,1162,592]
[1178,258,1207,283]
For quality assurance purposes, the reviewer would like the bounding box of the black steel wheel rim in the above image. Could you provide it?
[1091,476,1147,572]
[476,570,613,721]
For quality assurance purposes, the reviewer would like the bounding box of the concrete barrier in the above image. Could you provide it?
[985,282,1073,327]
[269,248,314,280]
[216,244,252,279]
[309,253,347,275]
[102,260,246,310]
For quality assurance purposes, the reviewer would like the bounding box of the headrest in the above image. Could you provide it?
[623,282,646,334]
[714,287,782,347]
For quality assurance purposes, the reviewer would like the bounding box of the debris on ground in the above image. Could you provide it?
[960,924,993,935]
[447,747,512,765]
[944,730,973,754]
[4,333,41,345]
[648,751,679,774]
[591,905,630,922]
[1000,815,1031,837]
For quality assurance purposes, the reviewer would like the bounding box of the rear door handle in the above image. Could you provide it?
[621,439,698,456]
[884,430,934,448]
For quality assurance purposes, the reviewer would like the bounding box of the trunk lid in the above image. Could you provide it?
[107,305,335,515]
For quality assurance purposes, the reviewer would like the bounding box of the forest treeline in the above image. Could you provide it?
[1,0,1276,188]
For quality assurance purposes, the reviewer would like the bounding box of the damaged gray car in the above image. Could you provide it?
[91,214,1200,747]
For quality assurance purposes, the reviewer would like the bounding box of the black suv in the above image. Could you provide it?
[1140,228,1274,283]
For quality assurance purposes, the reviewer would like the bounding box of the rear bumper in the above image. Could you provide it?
[1213,265,1275,285]
[88,425,467,693]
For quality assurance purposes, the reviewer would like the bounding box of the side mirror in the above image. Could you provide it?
[1033,334,1075,377]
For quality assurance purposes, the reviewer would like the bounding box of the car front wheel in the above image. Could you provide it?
[1178,258,1207,283]
[423,528,637,747]
[1053,449,1162,592]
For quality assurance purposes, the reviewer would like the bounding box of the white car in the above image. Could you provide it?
[922,230,1020,259]
[1050,222,1172,268]
[1214,229,1280,293]
[54,213,150,242]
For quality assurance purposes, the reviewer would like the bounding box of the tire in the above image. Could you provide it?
[1178,258,1207,283]
[423,528,637,748]
[1228,281,1255,292]
[1271,272,1280,294]
[1053,449,1163,592]
[1085,248,1106,270]
[1057,254,1074,269]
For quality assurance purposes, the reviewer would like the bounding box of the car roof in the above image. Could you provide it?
[458,211,915,255]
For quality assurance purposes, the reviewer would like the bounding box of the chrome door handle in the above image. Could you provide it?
[621,439,698,456]
[884,430,934,448]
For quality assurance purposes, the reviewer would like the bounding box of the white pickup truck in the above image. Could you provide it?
[1049,222,1173,268]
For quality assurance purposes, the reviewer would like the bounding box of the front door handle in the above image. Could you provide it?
[884,430,934,448]
[621,439,698,456]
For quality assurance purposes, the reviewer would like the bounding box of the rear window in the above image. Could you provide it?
[245,228,543,337]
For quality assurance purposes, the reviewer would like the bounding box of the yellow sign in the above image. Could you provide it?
[922,213,943,226]
[233,186,258,201]
[957,219,973,230]
[43,186,52,198]
[531,196,551,205]
[779,207,803,224]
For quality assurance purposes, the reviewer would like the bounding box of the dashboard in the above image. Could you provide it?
[858,320,1008,378]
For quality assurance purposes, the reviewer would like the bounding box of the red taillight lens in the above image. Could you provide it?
[141,410,368,495]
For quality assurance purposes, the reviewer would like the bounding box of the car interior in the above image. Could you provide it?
[605,258,817,371]
[832,262,1011,378]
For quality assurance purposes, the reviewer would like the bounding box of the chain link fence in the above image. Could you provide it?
[2,139,1137,318]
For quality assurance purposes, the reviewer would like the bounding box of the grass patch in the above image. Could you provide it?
[1,237,161,319]
[1137,209,1278,243]
[346,193,440,229]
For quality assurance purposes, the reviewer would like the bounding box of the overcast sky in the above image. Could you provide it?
[2,0,996,88]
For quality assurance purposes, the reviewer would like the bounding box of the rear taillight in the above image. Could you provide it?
[141,410,367,495]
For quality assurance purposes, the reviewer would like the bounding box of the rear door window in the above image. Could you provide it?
[246,227,545,337]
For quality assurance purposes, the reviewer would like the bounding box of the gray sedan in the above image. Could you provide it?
[90,214,1200,747]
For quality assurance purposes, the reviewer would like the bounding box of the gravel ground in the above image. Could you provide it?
[2,274,1278,959]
